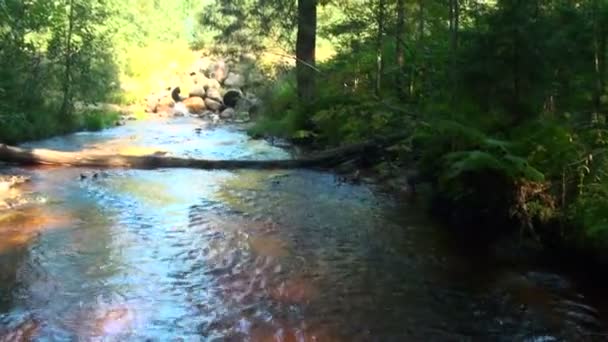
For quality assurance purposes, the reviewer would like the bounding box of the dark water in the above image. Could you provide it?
[0,118,607,341]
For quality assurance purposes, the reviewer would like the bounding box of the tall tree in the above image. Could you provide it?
[375,0,386,96]
[448,0,459,102]
[296,0,318,102]
[59,0,76,118]
[395,0,406,95]
[593,0,606,115]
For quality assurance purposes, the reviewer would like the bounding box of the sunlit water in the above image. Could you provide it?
[0,117,607,341]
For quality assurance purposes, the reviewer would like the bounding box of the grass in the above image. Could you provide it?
[0,109,121,144]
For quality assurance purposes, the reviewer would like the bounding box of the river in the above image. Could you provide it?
[0,117,606,341]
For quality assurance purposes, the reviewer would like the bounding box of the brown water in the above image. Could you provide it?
[0,117,607,341]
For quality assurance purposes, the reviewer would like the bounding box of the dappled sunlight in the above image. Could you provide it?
[2,116,606,340]
[105,176,178,207]
[270,275,319,305]
[89,305,138,338]
[0,319,40,342]
[214,170,289,212]
[248,320,340,342]
[79,136,167,156]
[0,207,74,254]
[249,235,290,258]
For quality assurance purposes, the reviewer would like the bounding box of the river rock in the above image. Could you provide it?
[247,70,266,86]
[205,98,222,112]
[0,319,39,341]
[200,110,214,119]
[206,78,221,90]
[205,88,222,102]
[191,74,203,85]
[237,94,261,117]
[211,113,221,125]
[224,72,245,88]
[195,57,213,75]
[155,96,175,114]
[220,107,235,119]
[188,86,206,98]
[183,97,206,114]
[223,89,242,108]
[209,60,228,83]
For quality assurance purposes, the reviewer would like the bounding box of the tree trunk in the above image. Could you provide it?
[296,0,317,103]
[411,0,425,99]
[396,0,406,95]
[59,0,75,118]
[375,0,386,97]
[593,0,605,115]
[449,0,459,102]
[0,134,409,170]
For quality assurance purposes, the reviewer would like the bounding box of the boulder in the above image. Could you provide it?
[192,74,210,87]
[206,78,221,90]
[188,86,206,98]
[195,57,213,75]
[220,107,235,119]
[247,70,266,86]
[205,98,223,112]
[234,93,261,117]
[209,60,228,83]
[223,89,243,108]
[183,97,206,114]
[205,88,222,102]
[223,72,245,88]
[155,96,175,114]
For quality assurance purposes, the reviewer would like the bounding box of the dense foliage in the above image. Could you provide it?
[202,0,608,258]
[2,0,608,260]
[0,0,211,143]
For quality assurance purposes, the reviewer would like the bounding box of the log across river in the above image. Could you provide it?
[0,118,607,340]
[0,134,405,170]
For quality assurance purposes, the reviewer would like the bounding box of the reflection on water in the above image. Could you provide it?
[0,117,606,341]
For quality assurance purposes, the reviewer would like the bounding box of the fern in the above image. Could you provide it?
[443,150,544,182]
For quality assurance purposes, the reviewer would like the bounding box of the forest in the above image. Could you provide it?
[2,0,608,263]
[3,0,608,340]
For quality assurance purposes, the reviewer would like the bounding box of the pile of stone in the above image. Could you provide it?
[144,54,263,122]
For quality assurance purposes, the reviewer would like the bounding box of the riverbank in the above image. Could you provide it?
[1,117,606,340]
[0,109,123,145]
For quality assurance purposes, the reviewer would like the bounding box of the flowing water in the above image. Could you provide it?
[0,117,607,341]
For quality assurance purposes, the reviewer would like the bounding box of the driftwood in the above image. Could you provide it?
[0,134,407,170]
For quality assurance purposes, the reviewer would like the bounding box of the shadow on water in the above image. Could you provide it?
[0,117,607,341]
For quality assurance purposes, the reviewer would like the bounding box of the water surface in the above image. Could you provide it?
[0,118,606,341]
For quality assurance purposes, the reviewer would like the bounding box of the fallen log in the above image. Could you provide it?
[0,134,407,170]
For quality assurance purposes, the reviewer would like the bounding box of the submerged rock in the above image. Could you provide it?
[0,319,39,342]
[0,175,32,211]
[220,107,235,120]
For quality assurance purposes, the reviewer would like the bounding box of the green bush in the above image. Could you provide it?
[81,110,121,132]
